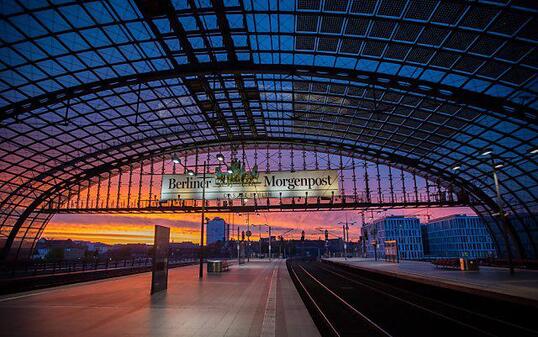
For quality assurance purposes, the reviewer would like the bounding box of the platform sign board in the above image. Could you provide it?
[160,170,339,201]
[151,225,170,294]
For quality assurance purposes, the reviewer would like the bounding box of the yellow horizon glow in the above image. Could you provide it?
[44,208,475,244]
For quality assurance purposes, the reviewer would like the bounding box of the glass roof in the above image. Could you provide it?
[0,0,537,261]
[1,0,537,107]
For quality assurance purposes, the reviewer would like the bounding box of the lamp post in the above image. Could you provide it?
[486,154,514,275]
[237,225,241,265]
[453,149,516,275]
[338,219,356,260]
[276,229,294,259]
[252,223,271,259]
[372,224,378,261]
[246,219,251,262]
[358,211,366,257]
[316,227,339,257]
[199,160,207,279]
[342,224,346,259]
[257,224,262,258]
[268,225,272,260]
[172,152,228,279]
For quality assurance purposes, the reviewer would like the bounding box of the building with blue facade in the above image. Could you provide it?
[364,216,424,260]
[424,215,496,259]
[206,217,229,245]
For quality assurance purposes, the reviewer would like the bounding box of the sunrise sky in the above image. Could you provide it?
[44,207,475,244]
[43,150,476,245]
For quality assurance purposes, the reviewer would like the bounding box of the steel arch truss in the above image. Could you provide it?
[0,0,537,261]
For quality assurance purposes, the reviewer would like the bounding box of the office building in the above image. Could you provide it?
[364,216,424,260]
[207,217,229,245]
[425,215,496,259]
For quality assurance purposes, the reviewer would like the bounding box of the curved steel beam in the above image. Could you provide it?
[1,136,522,261]
[1,62,535,124]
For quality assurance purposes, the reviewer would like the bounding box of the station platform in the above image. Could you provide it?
[0,260,320,337]
[324,257,538,306]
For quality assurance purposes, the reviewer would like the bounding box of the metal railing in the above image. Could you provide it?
[41,191,472,214]
[0,257,196,279]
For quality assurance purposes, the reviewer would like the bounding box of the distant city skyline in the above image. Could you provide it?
[45,207,475,244]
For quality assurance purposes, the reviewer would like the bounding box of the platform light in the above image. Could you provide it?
[187,169,195,176]
[216,153,225,162]
[172,154,181,164]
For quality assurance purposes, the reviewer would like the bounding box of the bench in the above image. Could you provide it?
[432,258,460,270]
[432,258,479,271]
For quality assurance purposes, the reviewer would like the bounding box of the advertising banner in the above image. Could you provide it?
[160,170,339,201]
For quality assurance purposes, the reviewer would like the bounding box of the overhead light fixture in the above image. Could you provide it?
[494,163,504,169]
[187,169,195,176]
[481,149,493,156]
[172,154,181,164]
[216,153,225,162]
[452,165,461,171]
[227,168,233,174]
[530,148,538,154]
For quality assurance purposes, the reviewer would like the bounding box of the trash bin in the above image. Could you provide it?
[207,260,222,273]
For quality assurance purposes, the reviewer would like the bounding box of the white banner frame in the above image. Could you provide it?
[160,170,339,201]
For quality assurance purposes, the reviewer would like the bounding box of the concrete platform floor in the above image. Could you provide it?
[325,257,538,304]
[0,260,320,337]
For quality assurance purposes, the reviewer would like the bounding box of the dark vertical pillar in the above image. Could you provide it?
[388,166,395,204]
[254,144,258,168]
[364,160,370,203]
[127,164,133,208]
[376,162,382,203]
[195,148,199,174]
[151,225,170,294]
[352,159,357,202]
[436,178,443,202]
[413,172,419,203]
[85,181,91,209]
[314,147,319,170]
[137,161,143,208]
[278,144,282,171]
[96,175,102,208]
[425,176,431,203]
[75,183,81,209]
[106,172,112,208]
[266,144,270,173]
[290,144,295,172]
[302,147,307,171]
[401,169,407,204]
[339,153,345,197]
[148,157,154,207]
[116,168,122,208]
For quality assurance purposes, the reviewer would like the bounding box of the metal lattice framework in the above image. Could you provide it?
[0,0,537,261]
[37,144,473,214]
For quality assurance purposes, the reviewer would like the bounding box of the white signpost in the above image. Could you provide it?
[160,170,339,201]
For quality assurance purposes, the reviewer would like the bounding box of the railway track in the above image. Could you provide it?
[287,259,538,337]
